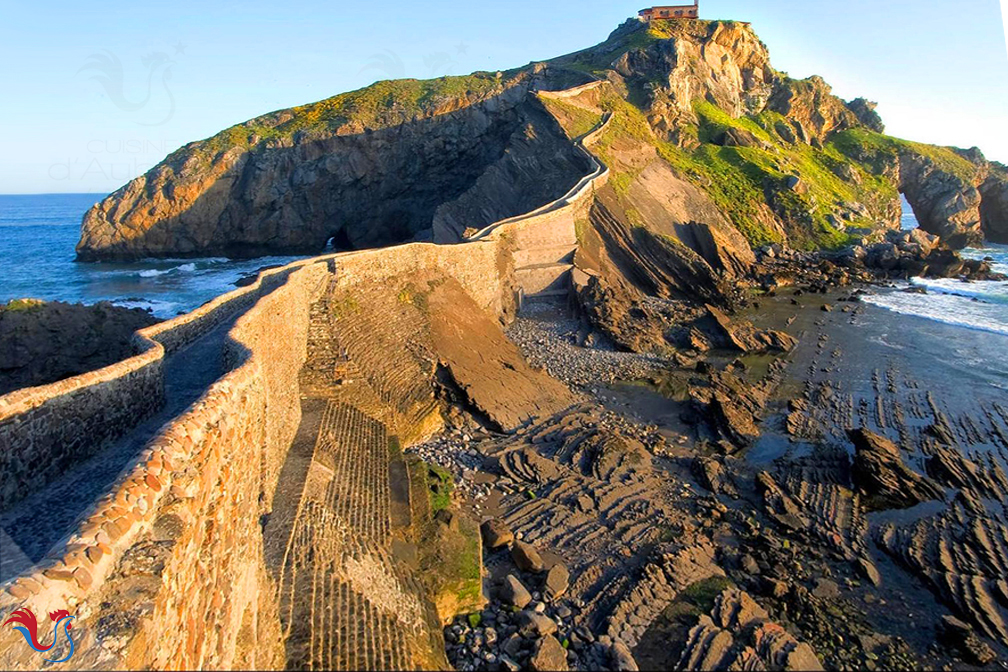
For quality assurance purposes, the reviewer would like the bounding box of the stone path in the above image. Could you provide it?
[265,287,441,671]
[0,318,238,582]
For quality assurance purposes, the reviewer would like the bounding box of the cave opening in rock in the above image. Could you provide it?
[899,192,920,231]
[327,227,355,253]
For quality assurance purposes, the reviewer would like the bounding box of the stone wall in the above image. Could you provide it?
[0,85,613,671]
[0,260,316,512]
[0,259,331,670]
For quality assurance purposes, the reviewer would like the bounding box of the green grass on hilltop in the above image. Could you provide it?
[830,128,979,183]
[188,72,521,164]
[590,92,898,250]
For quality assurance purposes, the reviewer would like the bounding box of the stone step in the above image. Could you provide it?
[515,263,573,296]
[512,243,577,269]
[510,218,578,251]
[525,290,570,301]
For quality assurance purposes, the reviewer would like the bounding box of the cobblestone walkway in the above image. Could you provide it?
[265,287,440,671]
[0,318,238,582]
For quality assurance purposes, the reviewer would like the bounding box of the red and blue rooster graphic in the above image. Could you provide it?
[3,608,76,663]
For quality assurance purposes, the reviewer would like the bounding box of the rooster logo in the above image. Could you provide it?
[359,50,406,79]
[78,50,177,126]
[3,608,76,663]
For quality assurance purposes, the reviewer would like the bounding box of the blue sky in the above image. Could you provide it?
[0,0,1005,194]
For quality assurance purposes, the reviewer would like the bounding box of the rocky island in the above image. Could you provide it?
[1,15,1007,672]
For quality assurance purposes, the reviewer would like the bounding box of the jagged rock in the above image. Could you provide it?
[899,152,984,249]
[712,588,769,629]
[712,126,767,149]
[677,590,824,671]
[516,610,558,638]
[500,574,532,609]
[845,98,885,133]
[530,635,568,672]
[704,305,797,354]
[877,497,1008,648]
[481,519,514,550]
[857,557,882,587]
[938,615,996,665]
[848,428,944,511]
[610,640,640,671]
[693,457,739,498]
[689,367,773,452]
[544,563,570,599]
[756,472,809,531]
[926,444,1000,498]
[512,541,546,573]
[980,169,1008,243]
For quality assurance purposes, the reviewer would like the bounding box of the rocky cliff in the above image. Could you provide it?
[77,71,591,260]
[77,18,1007,262]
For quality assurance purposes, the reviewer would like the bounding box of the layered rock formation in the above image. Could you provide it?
[77,18,1008,262]
[980,164,1008,243]
[77,75,591,260]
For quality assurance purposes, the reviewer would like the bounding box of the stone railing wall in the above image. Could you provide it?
[0,260,314,512]
[0,82,616,670]
[0,257,332,670]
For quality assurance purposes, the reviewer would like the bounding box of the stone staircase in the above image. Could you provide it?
[269,289,447,671]
[512,230,578,302]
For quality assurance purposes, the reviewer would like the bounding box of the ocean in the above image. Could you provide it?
[0,194,305,318]
[862,196,1008,338]
[1,193,1007,341]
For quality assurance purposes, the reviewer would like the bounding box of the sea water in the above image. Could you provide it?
[0,194,304,318]
[3,193,1008,339]
[862,196,1008,339]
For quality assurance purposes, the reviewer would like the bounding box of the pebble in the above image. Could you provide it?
[505,303,673,389]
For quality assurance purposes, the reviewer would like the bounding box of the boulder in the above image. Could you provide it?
[481,519,514,550]
[516,610,558,638]
[511,541,546,573]
[980,170,1008,243]
[857,557,882,587]
[544,563,570,599]
[500,574,532,609]
[938,615,996,665]
[705,305,797,354]
[610,640,640,671]
[530,635,569,672]
[848,428,944,511]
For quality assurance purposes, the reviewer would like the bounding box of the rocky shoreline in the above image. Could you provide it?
[0,299,159,396]
[410,247,1008,672]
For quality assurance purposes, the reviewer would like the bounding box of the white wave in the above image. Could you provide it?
[867,335,905,351]
[138,263,197,278]
[908,276,1008,305]
[112,297,179,317]
[863,288,1008,337]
